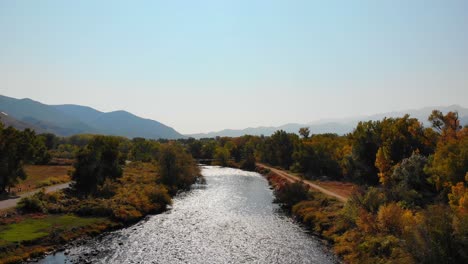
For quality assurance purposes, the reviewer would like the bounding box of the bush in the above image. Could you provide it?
[36,177,64,188]
[150,185,172,207]
[75,199,113,217]
[240,155,256,171]
[17,196,46,213]
[274,181,310,208]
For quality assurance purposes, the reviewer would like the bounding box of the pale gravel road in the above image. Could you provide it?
[257,163,348,202]
[0,182,71,210]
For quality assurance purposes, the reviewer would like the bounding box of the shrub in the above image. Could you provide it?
[274,181,310,209]
[17,196,46,213]
[75,200,113,217]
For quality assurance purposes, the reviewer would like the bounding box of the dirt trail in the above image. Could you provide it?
[257,163,348,202]
[0,182,70,210]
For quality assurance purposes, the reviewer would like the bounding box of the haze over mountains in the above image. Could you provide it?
[1,94,467,139]
[187,105,468,138]
[0,95,184,139]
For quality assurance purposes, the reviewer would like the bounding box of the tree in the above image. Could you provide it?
[268,130,297,169]
[375,146,392,186]
[187,139,203,159]
[240,142,256,171]
[129,137,160,162]
[201,141,217,159]
[388,152,433,206]
[292,134,346,179]
[275,181,310,209]
[349,116,430,185]
[214,146,230,166]
[72,136,123,194]
[348,121,382,184]
[157,143,200,192]
[20,129,50,165]
[0,125,27,193]
[429,110,462,140]
[426,127,468,191]
[38,133,59,150]
[299,127,310,139]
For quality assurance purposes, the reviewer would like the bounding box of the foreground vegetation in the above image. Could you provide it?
[253,111,467,264]
[0,126,201,263]
[0,109,466,263]
[176,110,466,263]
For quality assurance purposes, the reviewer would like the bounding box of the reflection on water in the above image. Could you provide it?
[39,166,337,264]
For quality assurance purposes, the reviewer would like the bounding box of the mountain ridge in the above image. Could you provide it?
[187,105,468,138]
[0,95,184,139]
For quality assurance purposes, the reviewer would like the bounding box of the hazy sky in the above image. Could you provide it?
[1,1,467,134]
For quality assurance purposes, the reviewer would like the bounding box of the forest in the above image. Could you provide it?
[0,125,201,263]
[0,109,466,263]
[181,110,467,264]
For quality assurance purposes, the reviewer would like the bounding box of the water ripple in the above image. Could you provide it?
[40,166,337,264]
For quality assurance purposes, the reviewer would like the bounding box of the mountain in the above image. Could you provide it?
[0,95,95,135]
[188,122,355,139]
[0,95,184,139]
[0,111,48,134]
[187,105,468,138]
[53,104,103,123]
[55,105,183,139]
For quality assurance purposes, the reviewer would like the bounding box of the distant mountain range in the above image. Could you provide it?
[187,105,468,138]
[0,95,184,139]
[2,94,466,140]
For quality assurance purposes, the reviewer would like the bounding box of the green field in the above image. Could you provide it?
[0,214,105,246]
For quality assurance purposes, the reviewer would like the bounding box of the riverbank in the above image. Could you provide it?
[256,163,354,202]
[257,165,344,242]
[257,165,440,264]
[0,162,199,263]
[36,166,337,263]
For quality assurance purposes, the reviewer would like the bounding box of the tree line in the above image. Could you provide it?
[1,109,466,262]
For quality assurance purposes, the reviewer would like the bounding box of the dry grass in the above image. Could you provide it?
[14,165,73,194]
[311,181,356,200]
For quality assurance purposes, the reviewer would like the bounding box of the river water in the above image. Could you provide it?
[39,166,337,264]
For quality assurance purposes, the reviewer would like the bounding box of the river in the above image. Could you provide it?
[38,166,337,264]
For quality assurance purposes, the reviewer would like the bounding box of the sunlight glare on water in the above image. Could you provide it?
[39,166,337,264]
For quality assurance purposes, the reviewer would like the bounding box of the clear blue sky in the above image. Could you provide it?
[1,1,467,134]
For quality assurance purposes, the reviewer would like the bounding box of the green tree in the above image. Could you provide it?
[388,152,433,206]
[129,137,160,162]
[0,125,27,193]
[240,141,256,171]
[187,139,203,159]
[214,146,230,166]
[72,136,123,194]
[38,133,59,150]
[275,181,310,209]
[269,130,297,169]
[157,143,200,192]
[347,121,382,184]
[201,141,217,159]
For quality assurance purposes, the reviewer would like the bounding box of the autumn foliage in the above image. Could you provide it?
[260,110,468,264]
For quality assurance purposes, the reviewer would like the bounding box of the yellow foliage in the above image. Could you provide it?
[377,203,409,235]
[448,182,468,215]
[356,209,377,233]
[375,147,392,186]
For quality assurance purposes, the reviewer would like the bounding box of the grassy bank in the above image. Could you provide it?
[260,166,344,238]
[0,161,198,263]
[15,165,72,194]
[0,214,115,263]
[261,166,468,264]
